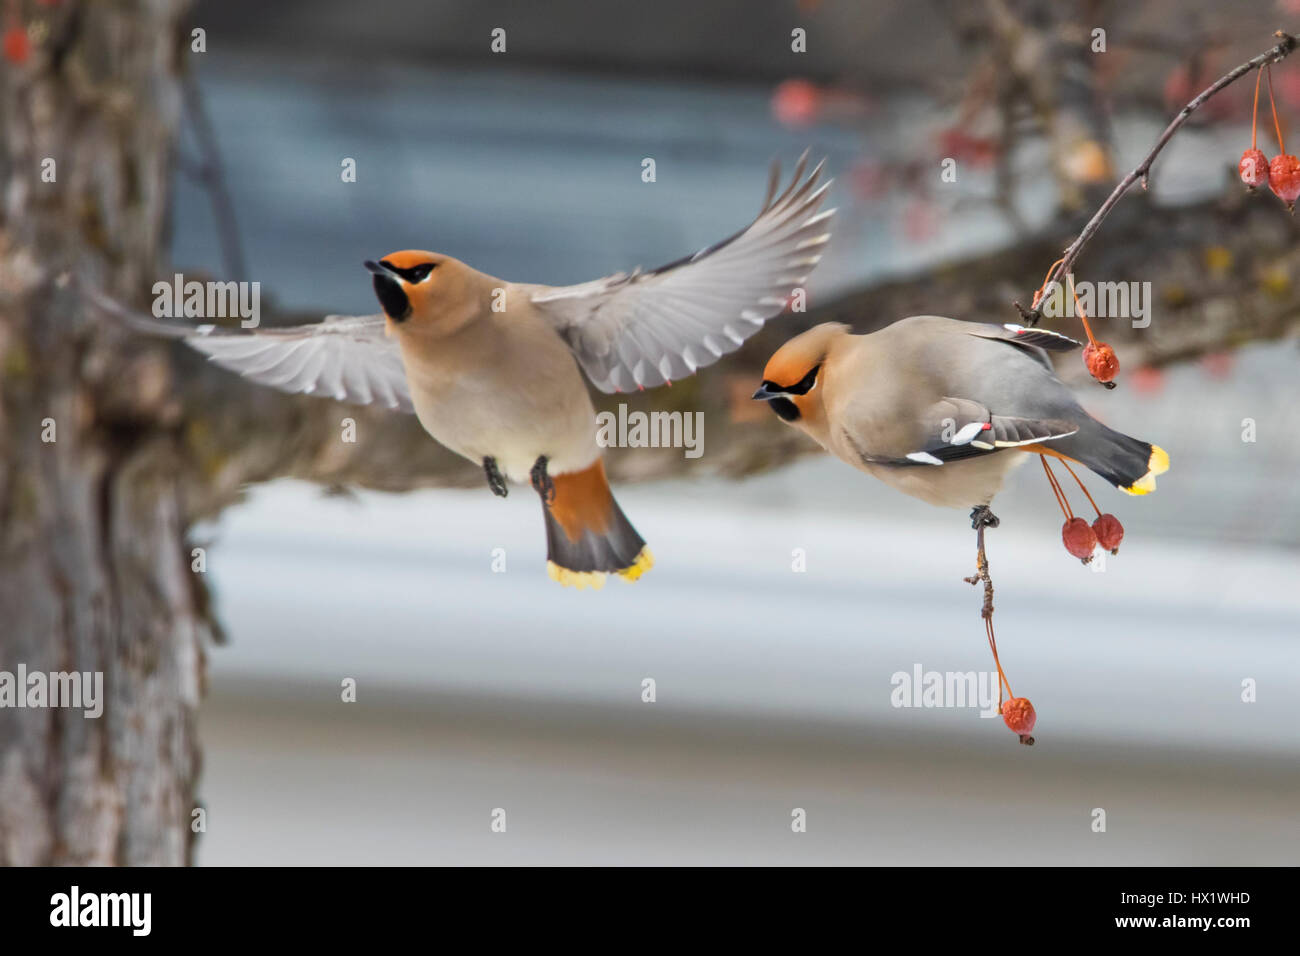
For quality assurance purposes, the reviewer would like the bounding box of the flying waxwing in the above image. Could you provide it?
[105,155,834,587]
[752,318,1168,521]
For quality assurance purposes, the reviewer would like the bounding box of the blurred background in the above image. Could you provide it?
[2,0,1298,865]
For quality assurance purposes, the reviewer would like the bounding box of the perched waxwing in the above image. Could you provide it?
[753,317,1168,521]
[99,155,834,587]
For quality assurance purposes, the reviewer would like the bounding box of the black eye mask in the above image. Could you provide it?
[380,260,435,283]
[783,364,821,395]
[372,274,412,321]
[754,364,820,422]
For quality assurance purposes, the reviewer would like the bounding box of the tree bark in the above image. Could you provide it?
[0,0,206,865]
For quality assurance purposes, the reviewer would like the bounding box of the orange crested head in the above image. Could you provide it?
[753,322,849,423]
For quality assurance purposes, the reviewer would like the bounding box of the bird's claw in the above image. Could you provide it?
[483,456,508,498]
[530,455,556,505]
[970,505,1000,530]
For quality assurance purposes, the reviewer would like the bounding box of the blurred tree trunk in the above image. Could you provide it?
[0,0,207,864]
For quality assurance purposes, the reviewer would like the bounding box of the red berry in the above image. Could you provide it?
[1002,697,1036,744]
[937,128,998,168]
[1062,517,1098,562]
[1092,513,1124,554]
[1268,154,1300,209]
[772,79,821,127]
[1239,148,1270,189]
[1083,341,1119,383]
[2,26,28,65]
[1130,365,1164,394]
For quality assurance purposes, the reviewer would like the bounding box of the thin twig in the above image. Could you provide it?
[964,523,1011,704]
[181,71,247,281]
[1020,30,1298,327]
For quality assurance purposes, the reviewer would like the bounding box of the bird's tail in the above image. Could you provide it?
[541,459,653,589]
[1042,421,1170,496]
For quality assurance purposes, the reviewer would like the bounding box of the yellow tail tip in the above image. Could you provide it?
[546,547,653,588]
[1148,444,1170,476]
[546,562,607,590]
[616,546,655,581]
[1121,444,1170,496]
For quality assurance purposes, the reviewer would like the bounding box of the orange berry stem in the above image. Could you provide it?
[986,617,1013,702]
[1268,63,1286,154]
[1252,65,1262,150]
[1057,458,1101,517]
[1040,454,1073,519]
[1068,273,1099,348]
[1031,256,1066,310]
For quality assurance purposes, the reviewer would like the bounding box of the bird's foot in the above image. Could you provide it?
[483,456,508,498]
[970,505,1000,530]
[530,455,556,505]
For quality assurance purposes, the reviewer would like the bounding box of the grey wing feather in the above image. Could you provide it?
[528,152,835,393]
[858,397,1078,467]
[80,284,413,413]
[967,322,1083,357]
[185,316,413,412]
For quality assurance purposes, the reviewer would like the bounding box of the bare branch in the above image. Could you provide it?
[179,71,248,281]
[1020,30,1299,327]
[75,177,1297,508]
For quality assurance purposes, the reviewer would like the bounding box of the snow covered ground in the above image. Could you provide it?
[194,446,1299,864]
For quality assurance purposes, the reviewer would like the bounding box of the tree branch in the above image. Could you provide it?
[90,180,1292,511]
[1018,30,1298,327]
[179,71,247,281]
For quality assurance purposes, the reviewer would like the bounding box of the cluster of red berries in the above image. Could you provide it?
[990,456,1127,745]
[1039,454,1125,564]
[1000,44,1300,751]
[1061,512,1124,561]
[1239,64,1300,209]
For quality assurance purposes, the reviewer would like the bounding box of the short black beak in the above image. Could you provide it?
[752,382,783,401]
[363,259,394,277]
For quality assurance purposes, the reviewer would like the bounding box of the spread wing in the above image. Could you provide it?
[81,285,413,413]
[180,315,414,412]
[528,152,835,393]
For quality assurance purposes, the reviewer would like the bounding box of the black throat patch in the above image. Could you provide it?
[372,274,411,321]
[769,397,800,421]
